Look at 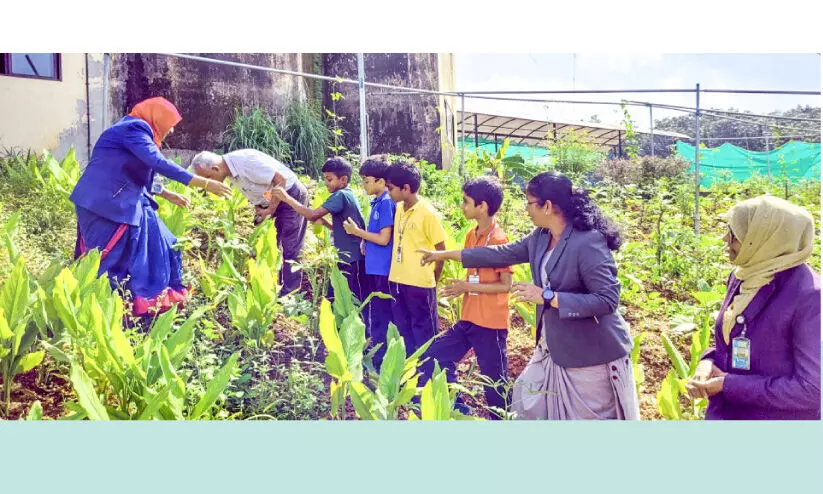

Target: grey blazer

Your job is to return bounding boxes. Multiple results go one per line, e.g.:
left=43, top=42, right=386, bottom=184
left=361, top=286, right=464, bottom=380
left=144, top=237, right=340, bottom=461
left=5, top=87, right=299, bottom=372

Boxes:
left=461, top=224, right=632, bottom=368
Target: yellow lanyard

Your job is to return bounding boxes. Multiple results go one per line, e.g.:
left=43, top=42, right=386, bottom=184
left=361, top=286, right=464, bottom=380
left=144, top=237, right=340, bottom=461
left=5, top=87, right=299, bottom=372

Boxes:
left=470, top=223, right=497, bottom=276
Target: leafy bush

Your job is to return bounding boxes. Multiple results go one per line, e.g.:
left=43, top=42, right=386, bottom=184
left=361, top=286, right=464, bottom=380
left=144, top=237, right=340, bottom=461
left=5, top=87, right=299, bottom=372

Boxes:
left=546, top=128, right=604, bottom=176
left=596, top=155, right=690, bottom=186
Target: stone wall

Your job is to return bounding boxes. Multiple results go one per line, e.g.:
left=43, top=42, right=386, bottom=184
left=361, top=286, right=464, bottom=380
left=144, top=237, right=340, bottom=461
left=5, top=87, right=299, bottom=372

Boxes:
left=322, top=53, right=445, bottom=167
left=107, top=53, right=306, bottom=152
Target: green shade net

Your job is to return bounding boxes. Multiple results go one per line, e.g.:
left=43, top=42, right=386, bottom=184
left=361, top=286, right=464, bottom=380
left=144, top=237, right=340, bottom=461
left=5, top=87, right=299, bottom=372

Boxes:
left=460, top=137, right=550, bottom=160
left=676, top=140, right=821, bottom=187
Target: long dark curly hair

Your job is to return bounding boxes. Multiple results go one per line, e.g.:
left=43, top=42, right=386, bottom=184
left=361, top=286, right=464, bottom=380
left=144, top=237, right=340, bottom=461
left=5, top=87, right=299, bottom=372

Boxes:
left=526, top=171, right=623, bottom=251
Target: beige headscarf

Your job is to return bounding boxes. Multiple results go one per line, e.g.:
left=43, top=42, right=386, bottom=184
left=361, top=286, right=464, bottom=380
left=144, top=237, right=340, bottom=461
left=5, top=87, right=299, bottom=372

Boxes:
left=721, top=195, right=815, bottom=344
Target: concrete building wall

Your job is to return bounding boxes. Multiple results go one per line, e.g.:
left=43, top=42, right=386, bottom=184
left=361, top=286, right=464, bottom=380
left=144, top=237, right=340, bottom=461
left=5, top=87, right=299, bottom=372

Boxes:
left=106, top=53, right=306, bottom=153
left=322, top=53, right=454, bottom=168
left=0, top=53, right=92, bottom=163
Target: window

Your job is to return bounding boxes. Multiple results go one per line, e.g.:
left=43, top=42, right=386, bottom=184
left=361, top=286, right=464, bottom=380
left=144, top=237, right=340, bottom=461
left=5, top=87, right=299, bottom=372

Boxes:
left=0, top=53, right=61, bottom=80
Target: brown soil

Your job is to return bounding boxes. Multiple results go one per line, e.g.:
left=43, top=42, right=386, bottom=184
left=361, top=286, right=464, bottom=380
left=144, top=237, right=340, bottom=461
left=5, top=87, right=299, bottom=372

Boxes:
left=0, top=363, right=74, bottom=420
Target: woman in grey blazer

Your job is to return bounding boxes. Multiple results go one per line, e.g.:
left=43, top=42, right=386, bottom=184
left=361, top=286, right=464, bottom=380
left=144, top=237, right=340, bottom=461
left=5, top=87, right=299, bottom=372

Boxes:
left=420, top=171, right=639, bottom=420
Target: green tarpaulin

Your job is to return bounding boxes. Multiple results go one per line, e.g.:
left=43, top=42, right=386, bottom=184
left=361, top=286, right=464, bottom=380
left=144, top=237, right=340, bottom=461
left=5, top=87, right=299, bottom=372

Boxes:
left=460, top=138, right=550, bottom=160
left=676, top=140, right=821, bottom=187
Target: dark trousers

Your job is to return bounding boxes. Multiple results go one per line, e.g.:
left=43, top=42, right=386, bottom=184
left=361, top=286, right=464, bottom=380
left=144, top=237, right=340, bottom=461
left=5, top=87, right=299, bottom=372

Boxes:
left=420, top=320, right=509, bottom=419
left=328, top=259, right=368, bottom=305
left=274, top=182, right=308, bottom=297
left=389, top=282, right=438, bottom=356
left=365, top=274, right=393, bottom=368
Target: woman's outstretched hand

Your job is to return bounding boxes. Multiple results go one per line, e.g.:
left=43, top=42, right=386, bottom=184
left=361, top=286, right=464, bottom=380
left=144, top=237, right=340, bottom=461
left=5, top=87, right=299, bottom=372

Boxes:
left=162, top=190, right=190, bottom=209
left=418, top=249, right=446, bottom=266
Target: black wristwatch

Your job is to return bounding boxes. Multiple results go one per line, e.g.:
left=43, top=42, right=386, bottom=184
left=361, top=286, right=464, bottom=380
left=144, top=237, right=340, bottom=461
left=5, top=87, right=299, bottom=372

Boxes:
left=542, top=285, right=555, bottom=305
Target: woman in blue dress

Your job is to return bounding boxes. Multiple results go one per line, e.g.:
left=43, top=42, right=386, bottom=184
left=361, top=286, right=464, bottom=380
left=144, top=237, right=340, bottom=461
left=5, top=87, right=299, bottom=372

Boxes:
left=70, top=97, right=231, bottom=315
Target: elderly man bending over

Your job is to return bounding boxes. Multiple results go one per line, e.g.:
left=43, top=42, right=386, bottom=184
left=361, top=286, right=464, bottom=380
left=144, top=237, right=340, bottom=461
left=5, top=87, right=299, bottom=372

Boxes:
left=191, top=149, right=308, bottom=296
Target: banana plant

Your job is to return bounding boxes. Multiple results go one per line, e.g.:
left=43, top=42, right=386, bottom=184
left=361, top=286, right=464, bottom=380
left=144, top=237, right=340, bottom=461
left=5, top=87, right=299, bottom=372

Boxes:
left=0, top=259, right=43, bottom=414
left=481, top=138, right=543, bottom=187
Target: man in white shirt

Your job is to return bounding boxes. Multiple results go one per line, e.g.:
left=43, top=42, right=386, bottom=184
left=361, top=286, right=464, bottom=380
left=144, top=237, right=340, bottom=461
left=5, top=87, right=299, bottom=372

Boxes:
left=190, top=149, right=308, bottom=296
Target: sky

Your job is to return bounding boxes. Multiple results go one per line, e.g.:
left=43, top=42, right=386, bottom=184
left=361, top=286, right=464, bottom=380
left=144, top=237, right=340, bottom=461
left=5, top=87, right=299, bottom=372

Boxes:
left=453, top=54, right=821, bottom=133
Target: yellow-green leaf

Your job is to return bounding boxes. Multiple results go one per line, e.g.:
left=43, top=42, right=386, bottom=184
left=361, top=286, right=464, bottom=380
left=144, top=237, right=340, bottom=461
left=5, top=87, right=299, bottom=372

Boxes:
left=14, top=350, right=45, bottom=374
left=69, top=363, right=109, bottom=420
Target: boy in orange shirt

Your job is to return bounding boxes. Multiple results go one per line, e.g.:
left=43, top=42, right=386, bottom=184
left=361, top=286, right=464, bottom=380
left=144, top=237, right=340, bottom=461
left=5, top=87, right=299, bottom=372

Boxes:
left=419, top=176, right=513, bottom=418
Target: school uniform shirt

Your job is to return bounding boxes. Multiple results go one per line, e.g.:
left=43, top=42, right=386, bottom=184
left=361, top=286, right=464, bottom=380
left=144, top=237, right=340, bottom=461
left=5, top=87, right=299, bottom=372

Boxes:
left=223, top=149, right=298, bottom=205
left=461, top=221, right=513, bottom=330
left=322, top=187, right=366, bottom=263
left=388, top=199, right=447, bottom=289
left=364, top=191, right=396, bottom=276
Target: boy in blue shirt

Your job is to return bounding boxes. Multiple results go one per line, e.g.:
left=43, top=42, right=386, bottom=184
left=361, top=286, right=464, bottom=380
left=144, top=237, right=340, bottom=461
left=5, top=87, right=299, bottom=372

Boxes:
left=273, top=157, right=367, bottom=303
left=342, top=155, right=396, bottom=366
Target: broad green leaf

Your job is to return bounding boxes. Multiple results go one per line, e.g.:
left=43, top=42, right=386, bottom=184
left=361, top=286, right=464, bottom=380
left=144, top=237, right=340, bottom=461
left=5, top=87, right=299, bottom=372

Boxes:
left=69, top=363, right=110, bottom=420
left=165, top=306, right=206, bottom=368
left=378, top=337, right=406, bottom=401
left=692, top=291, right=725, bottom=307
left=191, top=352, right=239, bottom=419
left=356, top=291, right=394, bottom=315
left=329, top=265, right=355, bottom=317
left=14, top=350, right=44, bottom=374
left=340, top=313, right=366, bottom=383
left=2, top=212, right=21, bottom=264
left=0, top=308, right=12, bottom=340
left=0, top=259, right=32, bottom=329
left=41, top=340, right=72, bottom=363
left=319, top=299, right=347, bottom=379
left=349, top=381, right=378, bottom=420
left=329, top=380, right=347, bottom=418
left=656, top=370, right=682, bottom=420
left=109, top=314, right=136, bottom=367
left=420, top=369, right=452, bottom=421
left=138, top=382, right=173, bottom=420
left=26, top=400, right=43, bottom=420
left=661, top=333, right=689, bottom=380
left=148, top=308, right=177, bottom=346
left=395, top=375, right=419, bottom=407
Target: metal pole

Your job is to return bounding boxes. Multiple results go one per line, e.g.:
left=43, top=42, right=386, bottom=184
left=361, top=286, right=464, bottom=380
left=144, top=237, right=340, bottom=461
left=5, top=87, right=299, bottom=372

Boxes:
left=460, top=93, right=465, bottom=175
left=474, top=114, right=479, bottom=148
left=357, top=53, right=368, bottom=163
left=649, top=104, right=655, bottom=157
left=103, top=53, right=109, bottom=128
left=765, top=128, right=771, bottom=184
left=694, top=83, right=701, bottom=235
left=618, top=132, right=623, bottom=158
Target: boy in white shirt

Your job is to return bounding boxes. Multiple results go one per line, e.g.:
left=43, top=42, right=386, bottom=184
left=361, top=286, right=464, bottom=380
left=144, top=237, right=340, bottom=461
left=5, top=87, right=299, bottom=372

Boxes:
left=191, top=149, right=308, bottom=296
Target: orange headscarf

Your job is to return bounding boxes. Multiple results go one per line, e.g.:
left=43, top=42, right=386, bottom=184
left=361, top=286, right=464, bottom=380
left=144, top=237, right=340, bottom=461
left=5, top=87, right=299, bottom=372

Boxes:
left=128, top=97, right=182, bottom=146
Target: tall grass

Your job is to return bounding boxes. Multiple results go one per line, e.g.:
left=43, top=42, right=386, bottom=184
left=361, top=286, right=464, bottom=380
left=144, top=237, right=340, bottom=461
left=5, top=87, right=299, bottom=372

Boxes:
left=283, top=100, right=331, bottom=179
left=220, top=106, right=292, bottom=163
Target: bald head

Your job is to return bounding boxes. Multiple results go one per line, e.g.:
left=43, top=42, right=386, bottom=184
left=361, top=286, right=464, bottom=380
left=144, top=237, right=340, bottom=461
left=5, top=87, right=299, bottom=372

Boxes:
left=190, top=151, right=226, bottom=181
